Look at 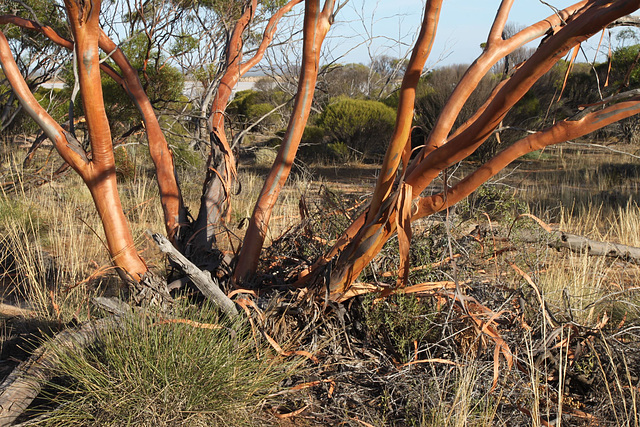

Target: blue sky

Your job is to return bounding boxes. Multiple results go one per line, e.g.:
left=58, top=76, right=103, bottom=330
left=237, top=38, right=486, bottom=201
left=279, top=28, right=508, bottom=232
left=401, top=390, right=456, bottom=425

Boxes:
left=328, top=0, right=612, bottom=67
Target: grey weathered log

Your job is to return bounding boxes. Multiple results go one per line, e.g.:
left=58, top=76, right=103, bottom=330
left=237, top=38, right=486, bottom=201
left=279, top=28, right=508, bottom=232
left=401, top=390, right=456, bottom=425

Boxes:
left=0, top=318, right=117, bottom=427
left=0, top=303, right=35, bottom=318
left=93, top=297, right=134, bottom=317
left=518, top=230, right=640, bottom=262
left=148, top=231, right=238, bottom=317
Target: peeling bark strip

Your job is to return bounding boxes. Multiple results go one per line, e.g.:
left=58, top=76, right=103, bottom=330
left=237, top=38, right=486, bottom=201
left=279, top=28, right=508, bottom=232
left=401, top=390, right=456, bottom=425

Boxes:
left=149, top=232, right=238, bottom=317
left=193, top=0, right=303, bottom=250
left=0, top=318, right=118, bottom=427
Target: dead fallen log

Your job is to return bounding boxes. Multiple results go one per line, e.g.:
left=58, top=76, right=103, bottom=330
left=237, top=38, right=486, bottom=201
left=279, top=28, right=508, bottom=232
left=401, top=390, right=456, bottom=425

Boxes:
left=0, top=303, right=35, bottom=318
left=0, top=317, right=117, bottom=427
left=518, top=229, right=640, bottom=263
left=148, top=231, right=238, bottom=317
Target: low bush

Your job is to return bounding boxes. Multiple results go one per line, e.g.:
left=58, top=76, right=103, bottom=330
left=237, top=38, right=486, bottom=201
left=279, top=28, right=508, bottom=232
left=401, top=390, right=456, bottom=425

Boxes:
left=318, top=97, right=396, bottom=159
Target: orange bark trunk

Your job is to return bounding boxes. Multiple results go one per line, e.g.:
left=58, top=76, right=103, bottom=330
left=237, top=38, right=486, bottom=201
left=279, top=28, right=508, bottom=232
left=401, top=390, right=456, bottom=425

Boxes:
left=233, top=0, right=335, bottom=282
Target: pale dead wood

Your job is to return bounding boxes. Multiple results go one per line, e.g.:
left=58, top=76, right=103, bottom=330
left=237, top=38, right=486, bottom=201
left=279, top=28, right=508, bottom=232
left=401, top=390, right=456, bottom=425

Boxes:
left=519, top=229, right=640, bottom=262
left=0, top=318, right=117, bottom=427
left=148, top=231, right=238, bottom=317
left=0, top=303, right=35, bottom=318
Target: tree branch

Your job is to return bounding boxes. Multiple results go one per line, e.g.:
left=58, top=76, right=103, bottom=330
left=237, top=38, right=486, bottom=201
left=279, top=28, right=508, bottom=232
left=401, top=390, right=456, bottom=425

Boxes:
left=149, top=232, right=238, bottom=317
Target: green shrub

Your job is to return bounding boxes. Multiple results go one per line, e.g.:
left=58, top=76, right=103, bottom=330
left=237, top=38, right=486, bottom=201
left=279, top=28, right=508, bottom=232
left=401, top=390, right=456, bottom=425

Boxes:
left=363, top=293, right=435, bottom=363
left=458, top=184, right=526, bottom=222
left=170, top=140, right=203, bottom=170
left=247, top=102, right=281, bottom=129
left=228, top=90, right=282, bottom=132
left=327, top=141, right=350, bottom=160
left=318, top=97, right=396, bottom=158
left=302, top=125, right=325, bottom=144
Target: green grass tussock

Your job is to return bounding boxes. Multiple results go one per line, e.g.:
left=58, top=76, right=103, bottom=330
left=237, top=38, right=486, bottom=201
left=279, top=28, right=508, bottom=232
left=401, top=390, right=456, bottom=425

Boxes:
left=34, top=302, right=291, bottom=426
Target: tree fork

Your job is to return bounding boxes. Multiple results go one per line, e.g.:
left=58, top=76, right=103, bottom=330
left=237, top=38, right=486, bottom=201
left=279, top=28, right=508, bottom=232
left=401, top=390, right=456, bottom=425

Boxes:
left=323, top=0, right=640, bottom=299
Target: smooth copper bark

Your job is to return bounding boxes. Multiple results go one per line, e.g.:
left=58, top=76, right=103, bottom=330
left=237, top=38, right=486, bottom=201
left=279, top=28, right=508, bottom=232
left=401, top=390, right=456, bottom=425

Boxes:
left=99, top=31, right=186, bottom=243
left=233, top=0, right=336, bottom=282
left=325, top=0, right=640, bottom=299
left=193, top=0, right=303, bottom=250
left=60, top=0, right=148, bottom=281
left=367, top=0, right=443, bottom=217
left=413, top=91, right=640, bottom=219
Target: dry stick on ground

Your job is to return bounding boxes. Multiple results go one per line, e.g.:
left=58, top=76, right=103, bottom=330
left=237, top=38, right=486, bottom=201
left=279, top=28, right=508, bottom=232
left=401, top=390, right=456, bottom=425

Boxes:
left=148, top=232, right=238, bottom=317
left=519, top=229, right=640, bottom=262
left=0, top=317, right=118, bottom=427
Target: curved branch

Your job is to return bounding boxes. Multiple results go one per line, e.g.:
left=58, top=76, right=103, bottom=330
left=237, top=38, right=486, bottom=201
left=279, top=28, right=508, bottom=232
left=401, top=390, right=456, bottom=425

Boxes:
left=488, top=0, right=515, bottom=45
left=233, top=0, right=335, bottom=282
left=325, top=0, right=640, bottom=297
left=410, top=1, right=588, bottom=163
left=99, top=31, right=186, bottom=243
left=0, top=30, right=89, bottom=172
left=63, top=0, right=149, bottom=281
left=0, top=15, right=125, bottom=84
left=0, top=15, right=184, bottom=243
left=239, top=0, right=303, bottom=76
left=367, top=0, right=443, bottom=217
left=413, top=92, right=640, bottom=219
left=406, top=0, right=638, bottom=199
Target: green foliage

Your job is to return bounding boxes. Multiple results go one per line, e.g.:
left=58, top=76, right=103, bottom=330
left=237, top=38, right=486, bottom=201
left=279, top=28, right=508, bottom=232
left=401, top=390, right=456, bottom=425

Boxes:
left=227, top=89, right=284, bottom=132
left=39, top=303, right=291, bottom=426
left=170, top=140, right=203, bottom=170
left=1, top=0, right=68, bottom=42
left=415, top=65, right=498, bottom=135
left=302, top=125, right=325, bottom=144
left=364, top=293, right=435, bottom=363
left=327, top=141, right=349, bottom=159
left=295, top=126, right=328, bottom=161
left=611, top=44, right=640, bottom=86
left=318, top=97, right=396, bottom=158
left=92, top=32, right=185, bottom=129
left=458, top=184, right=526, bottom=223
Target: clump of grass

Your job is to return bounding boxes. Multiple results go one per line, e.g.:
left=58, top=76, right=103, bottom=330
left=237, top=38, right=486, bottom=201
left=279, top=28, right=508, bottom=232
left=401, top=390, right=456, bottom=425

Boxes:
left=423, top=362, right=499, bottom=427
left=36, top=303, right=291, bottom=426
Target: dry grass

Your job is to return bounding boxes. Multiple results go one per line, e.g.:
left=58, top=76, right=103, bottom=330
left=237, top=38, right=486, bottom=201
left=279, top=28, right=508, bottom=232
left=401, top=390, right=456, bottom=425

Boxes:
left=2, top=139, right=640, bottom=425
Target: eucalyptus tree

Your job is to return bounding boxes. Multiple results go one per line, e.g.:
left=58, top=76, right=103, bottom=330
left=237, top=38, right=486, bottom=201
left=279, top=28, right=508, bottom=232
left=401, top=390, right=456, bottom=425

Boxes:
left=1, top=0, right=640, bottom=307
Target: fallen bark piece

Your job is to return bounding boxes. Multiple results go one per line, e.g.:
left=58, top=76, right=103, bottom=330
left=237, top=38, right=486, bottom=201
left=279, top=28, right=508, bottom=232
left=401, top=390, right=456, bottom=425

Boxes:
left=148, top=231, right=238, bottom=317
left=0, top=317, right=117, bottom=427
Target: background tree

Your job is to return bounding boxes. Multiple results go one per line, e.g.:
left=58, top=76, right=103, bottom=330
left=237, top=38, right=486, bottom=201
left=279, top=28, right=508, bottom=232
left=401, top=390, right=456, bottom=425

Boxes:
left=0, top=0, right=68, bottom=132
